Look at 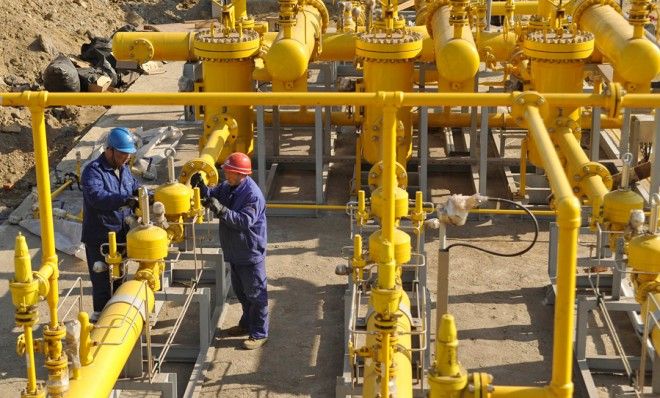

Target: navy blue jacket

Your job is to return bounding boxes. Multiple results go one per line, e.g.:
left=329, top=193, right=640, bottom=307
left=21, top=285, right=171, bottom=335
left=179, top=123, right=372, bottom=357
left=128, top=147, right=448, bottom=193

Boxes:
left=81, top=154, right=140, bottom=246
left=202, top=177, right=267, bottom=265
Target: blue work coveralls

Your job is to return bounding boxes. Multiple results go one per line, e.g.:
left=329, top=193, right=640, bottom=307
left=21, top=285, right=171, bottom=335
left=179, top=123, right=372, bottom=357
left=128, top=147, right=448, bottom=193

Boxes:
left=203, top=176, right=268, bottom=339
left=81, top=154, right=139, bottom=312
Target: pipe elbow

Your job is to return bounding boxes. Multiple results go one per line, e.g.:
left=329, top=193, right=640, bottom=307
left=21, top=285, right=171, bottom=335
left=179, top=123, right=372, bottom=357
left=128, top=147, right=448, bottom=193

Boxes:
left=555, top=196, right=582, bottom=229
left=437, top=39, right=480, bottom=82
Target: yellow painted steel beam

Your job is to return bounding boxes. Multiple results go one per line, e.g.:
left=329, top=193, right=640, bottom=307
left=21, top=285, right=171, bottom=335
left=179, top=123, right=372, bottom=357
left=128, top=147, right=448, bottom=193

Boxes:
left=112, top=32, right=195, bottom=63
left=524, top=105, right=580, bottom=398
left=66, top=280, right=155, bottom=397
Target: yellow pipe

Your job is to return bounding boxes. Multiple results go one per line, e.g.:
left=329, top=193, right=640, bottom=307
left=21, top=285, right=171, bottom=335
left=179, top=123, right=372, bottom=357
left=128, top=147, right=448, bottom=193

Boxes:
left=430, top=2, right=480, bottom=92
left=477, top=30, right=517, bottom=63
left=112, top=32, right=195, bottom=62
left=519, top=138, right=528, bottom=199
left=490, top=1, right=539, bottom=15
left=51, top=179, right=74, bottom=200
left=266, top=203, right=347, bottom=210
left=490, top=386, right=550, bottom=397
left=382, top=105, right=398, bottom=244
left=23, top=326, right=40, bottom=395
left=525, top=105, right=580, bottom=398
left=571, top=0, right=660, bottom=92
left=179, top=123, right=232, bottom=186
left=315, top=32, right=357, bottom=61
left=30, top=105, right=59, bottom=328
left=66, top=280, right=155, bottom=397
left=264, top=4, right=323, bottom=89
left=555, top=126, right=609, bottom=211
left=4, top=90, right=651, bottom=109
left=469, top=208, right=556, bottom=216
left=261, top=108, right=622, bottom=129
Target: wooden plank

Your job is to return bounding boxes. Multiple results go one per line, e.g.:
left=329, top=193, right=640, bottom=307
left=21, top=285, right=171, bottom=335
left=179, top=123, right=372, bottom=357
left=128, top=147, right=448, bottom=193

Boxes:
left=398, top=0, right=416, bottom=11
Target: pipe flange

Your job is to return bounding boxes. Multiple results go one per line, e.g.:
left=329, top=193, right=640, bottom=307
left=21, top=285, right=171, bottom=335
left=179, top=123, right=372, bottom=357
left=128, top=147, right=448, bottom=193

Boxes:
left=510, top=92, right=550, bottom=128
left=574, top=161, right=614, bottom=190
left=193, top=29, right=260, bottom=61
left=179, top=158, right=219, bottom=186
left=523, top=30, right=594, bottom=62
left=368, top=161, right=408, bottom=192
left=127, top=39, right=155, bottom=64
left=571, top=0, right=621, bottom=25
left=604, top=82, right=624, bottom=119
left=356, top=29, right=423, bottom=61
left=424, top=0, right=451, bottom=38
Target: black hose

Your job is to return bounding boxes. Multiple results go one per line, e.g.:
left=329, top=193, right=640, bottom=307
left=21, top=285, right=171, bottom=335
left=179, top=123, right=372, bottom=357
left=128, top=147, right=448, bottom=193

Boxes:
left=444, top=197, right=539, bottom=257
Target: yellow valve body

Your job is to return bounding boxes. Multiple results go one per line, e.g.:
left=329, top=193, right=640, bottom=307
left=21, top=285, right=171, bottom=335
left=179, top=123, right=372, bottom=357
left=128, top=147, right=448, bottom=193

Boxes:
left=154, top=182, right=193, bottom=215
left=11, top=234, right=40, bottom=310
left=371, top=187, right=410, bottom=220
left=127, top=225, right=169, bottom=260
left=369, top=229, right=412, bottom=265
left=629, top=234, right=660, bottom=273
left=602, top=189, right=644, bottom=225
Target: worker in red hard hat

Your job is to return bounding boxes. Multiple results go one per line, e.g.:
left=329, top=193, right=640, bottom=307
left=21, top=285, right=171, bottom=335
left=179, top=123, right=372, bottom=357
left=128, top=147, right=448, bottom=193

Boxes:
left=190, top=152, right=269, bottom=350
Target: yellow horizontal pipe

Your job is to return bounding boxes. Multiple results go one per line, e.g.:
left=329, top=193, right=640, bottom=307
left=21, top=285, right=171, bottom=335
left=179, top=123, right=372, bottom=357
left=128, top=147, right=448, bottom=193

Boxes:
left=112, top=32, right=195, bottom=62
left=66, top=280, right=155, bottom=397
left=260, top=108, right=621, bottom=129
left=477, top=30, right=517, bottom=62
left=51, top=179, right=74, bottom=199
left=490, top=386, right=550, bottom=397
left=572, top=0, right=660, bottom=88
left=267, top=203, right=347, bottom=211
left=410, top=25, right=436, bottom=63
left=490, top=1, right=539, bottom=15
left=3, top=90, right=659, bottom=110
left=316, top=32, right=357, bottom=61
left=469, top=208, right=556, bottom=216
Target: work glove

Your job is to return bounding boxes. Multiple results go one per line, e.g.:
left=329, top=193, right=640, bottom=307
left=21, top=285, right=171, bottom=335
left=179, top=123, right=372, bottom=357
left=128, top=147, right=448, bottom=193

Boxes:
left=202, top=197, right=227, bottom=218
left=124, top=196, right=140, bottom=211
left=190, top=173, right=207, bottom=191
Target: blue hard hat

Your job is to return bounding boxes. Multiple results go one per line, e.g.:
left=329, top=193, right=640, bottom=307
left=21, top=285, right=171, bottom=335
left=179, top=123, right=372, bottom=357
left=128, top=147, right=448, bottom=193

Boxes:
left=107, top=127, right=137, bottom=154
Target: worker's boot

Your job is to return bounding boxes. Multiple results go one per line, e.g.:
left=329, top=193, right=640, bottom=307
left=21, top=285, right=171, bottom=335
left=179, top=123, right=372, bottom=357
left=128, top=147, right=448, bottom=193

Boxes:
left=242, top=337, right=267, bottom=350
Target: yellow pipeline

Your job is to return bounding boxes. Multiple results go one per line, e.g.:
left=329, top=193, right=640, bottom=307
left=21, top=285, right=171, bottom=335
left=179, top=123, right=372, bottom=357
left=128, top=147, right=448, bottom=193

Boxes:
left=570, top=0, right=660, bottom=92
left=524, top=105, right=580, bottom=398
left=201, top=59, right=253, bottom=155
left=428, top=1, right=480, bottom=92
left=264, top=1, right=325, bottom=91
left=491, top=1, right=538, bottom=15
left=262, top=108, right=622, bottom=129
left=179, top=122, right=233, bottom=186
left=477, top=30, right=516, bottom=64
left=554, top=126, right=610, bottom=212
left=66, top=280, right=155, bottom=397
left=112, top=32, right=195, bottom=63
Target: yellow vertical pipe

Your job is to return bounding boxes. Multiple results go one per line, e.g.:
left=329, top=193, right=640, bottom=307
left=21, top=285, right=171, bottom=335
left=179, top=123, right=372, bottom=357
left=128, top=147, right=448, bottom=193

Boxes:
left=30, top=105, right=59, bottom=328
left=381, top=331, right=391, bottom=398
left=519, top=138, right=528, bottom=198
left=202, top=61, right=254, bottom=156
left=234, top=0, right=248, bottom=20
left=525, top=105, right=579, bottom=398
left=382, top=105, right=397, bottom=245
left=23, top=326, right=39, bottom=394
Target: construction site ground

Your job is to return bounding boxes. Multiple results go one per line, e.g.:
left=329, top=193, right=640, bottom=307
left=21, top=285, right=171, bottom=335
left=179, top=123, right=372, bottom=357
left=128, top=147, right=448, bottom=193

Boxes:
left=0, top=7, right=649, bottom=398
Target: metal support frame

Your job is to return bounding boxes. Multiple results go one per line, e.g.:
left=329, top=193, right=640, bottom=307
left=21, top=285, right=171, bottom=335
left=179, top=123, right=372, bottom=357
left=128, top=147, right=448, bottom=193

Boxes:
left=652, top=108, right=660, bottom=195
left=591, top=107, right=601, bottom=161
left=114, top=373, right=178, bottom=398
left=479, top=106, right=489, bottom=195
left=620, top=107, right=632, bottom=156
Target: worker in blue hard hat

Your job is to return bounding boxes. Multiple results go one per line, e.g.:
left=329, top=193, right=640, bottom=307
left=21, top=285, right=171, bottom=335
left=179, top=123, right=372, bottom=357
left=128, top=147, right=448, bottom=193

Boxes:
left=80, top=127, right=141, bottom=321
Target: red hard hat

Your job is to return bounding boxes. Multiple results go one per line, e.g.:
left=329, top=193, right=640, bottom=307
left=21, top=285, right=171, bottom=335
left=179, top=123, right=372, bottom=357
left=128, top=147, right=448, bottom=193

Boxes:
left=222, top=152, right=252, bottom=175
